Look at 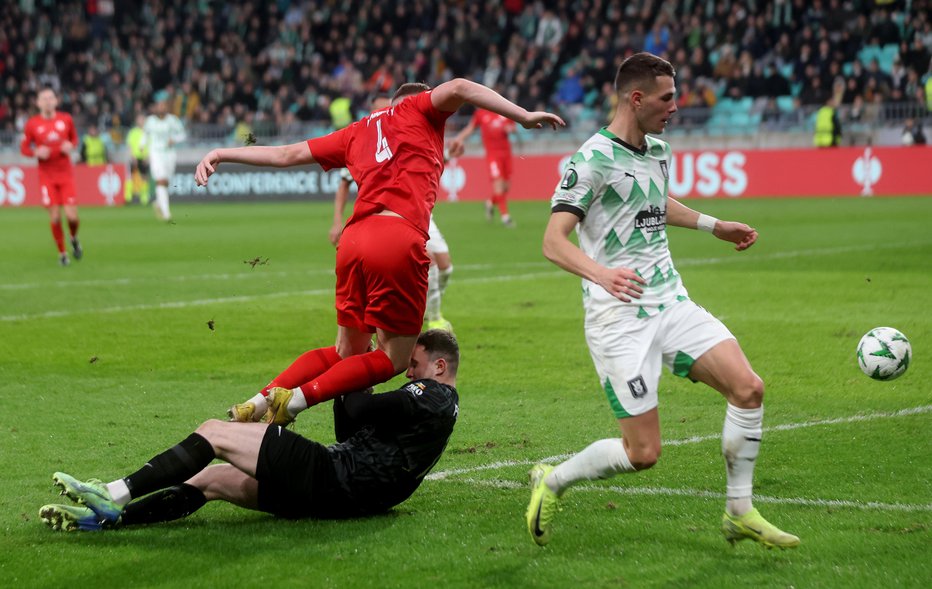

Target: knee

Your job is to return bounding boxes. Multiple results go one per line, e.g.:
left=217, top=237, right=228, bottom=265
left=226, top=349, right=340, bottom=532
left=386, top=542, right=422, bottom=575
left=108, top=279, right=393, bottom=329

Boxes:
left=626, top=442, right=661, bottom=471
left=730, top=374, right=764, bottom=408
left=195, top=419, right=225, bottom=440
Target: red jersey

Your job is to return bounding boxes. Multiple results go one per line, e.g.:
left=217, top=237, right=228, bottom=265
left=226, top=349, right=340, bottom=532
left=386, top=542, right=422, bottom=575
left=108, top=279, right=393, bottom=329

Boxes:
left=20, top=112, right=78, bottom=180
left=308, top=91, right=452, bottom=235
left=472, top=109, right=515, bottom=157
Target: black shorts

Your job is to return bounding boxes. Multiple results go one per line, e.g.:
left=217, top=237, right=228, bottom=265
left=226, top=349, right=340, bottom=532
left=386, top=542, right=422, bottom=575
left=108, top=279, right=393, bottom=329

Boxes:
left=256, top=425, right=350, bottom=519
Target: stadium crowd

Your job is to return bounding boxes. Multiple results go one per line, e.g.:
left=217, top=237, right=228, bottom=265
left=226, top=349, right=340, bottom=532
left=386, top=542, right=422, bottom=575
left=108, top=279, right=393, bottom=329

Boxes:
left=1, top=0, right=930, bottom=140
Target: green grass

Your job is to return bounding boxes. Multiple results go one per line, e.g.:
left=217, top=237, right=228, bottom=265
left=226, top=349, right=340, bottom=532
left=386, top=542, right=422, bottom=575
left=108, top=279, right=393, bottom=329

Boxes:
left=1, top=197, right=930, bottom=588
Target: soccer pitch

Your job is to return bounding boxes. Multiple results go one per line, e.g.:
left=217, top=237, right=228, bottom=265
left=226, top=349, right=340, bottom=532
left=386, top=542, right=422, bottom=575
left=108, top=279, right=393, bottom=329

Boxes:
left=1, top=197, right=929, bottom=588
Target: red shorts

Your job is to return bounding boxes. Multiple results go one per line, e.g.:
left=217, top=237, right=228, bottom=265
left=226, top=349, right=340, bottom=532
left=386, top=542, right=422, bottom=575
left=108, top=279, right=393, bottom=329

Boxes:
left=40, top=176, right=77, bottom=208
left=335, top=215, right=430, bottom=335
left=487, top=154, right=512, bottom=181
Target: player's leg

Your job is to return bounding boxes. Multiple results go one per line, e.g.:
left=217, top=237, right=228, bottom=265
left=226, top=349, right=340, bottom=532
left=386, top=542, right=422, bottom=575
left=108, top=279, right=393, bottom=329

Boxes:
left=527, top=317, right=661, bottom=545
left=494, top=177, right=514, bottom=227
left=671, top=302, right=799, bottom=548
left=425, top=217, right=453, bottom=330
left=485, top=160, right=498, bottom=221
left=43, top=184, right=68, bottom=264
left=47, top=421, right=265, bottom=525
left=63, top=182, right=81, bottom=260
left=151, top=155, right=171, bottom=220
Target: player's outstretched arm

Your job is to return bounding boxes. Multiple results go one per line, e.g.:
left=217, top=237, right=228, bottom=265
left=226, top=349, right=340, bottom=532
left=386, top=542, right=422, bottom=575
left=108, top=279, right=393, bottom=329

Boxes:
left=543, top=212, right=645, bottom=302
left=195, top=142, right=315, bottom=186
left=430, top=78, right=565, bottom=130
left=666, top=196, right=758, bottom=251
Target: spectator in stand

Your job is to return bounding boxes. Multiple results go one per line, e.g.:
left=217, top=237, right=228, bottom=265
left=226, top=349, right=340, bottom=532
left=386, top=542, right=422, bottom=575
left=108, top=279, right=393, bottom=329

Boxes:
left=901, top=118, right=927, bottom=146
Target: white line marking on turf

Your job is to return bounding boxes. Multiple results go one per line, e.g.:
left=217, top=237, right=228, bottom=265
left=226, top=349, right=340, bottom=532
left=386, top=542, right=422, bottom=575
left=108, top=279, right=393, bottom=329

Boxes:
left=0, top=261, right=554, bottom=291
left=0, top=271, right=565, bottom=321
left=451, top=478, right=932, bottom=512
left=426, top=405, right=932, bottom=480
left=3, top=239, right=926, bottom=293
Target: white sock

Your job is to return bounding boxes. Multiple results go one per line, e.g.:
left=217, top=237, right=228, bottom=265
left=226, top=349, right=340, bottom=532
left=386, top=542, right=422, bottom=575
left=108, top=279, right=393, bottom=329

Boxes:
left=722, top=403, right=763, bottom=516
left=545, top=438, right=636, bottom=496
left=286, top=387, right=308, bottom=415
left=106, top=479, right=132, bottom=506
left=425, top=264, right=442, bottom=321
left=438, top=265, right=453, bottom=294
left=156, top=185, right=170, bottom=219
left=247, top=392, right=269, bottom=416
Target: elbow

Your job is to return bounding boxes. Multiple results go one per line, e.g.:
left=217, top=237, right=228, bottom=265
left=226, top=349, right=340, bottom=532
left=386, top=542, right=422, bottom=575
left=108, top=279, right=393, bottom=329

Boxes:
left=449, top=78, right=472, bottom=101
left=542, top=236, right=558, bottom=264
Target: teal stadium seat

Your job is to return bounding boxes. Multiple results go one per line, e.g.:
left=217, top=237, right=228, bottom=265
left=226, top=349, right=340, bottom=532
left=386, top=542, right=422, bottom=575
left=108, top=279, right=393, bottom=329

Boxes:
left=776, top=95, right=795, bottom=113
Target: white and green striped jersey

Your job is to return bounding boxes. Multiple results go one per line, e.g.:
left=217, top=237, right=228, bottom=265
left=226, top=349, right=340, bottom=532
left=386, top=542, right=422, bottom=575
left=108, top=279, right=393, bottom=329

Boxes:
left=142, top=114, right=186, bottom=157
left=551, top=128, right=688, bottom=319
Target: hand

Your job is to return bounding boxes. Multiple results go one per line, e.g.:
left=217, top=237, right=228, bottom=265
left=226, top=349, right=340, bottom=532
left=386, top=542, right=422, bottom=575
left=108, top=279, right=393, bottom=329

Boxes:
left=447, top=139, right=465, bottom=158
left=195, top=150, right=221, bottom=186
left=596, top=266, right=647, bottom=303
left=35, top=146, right=51, bottom=160
left=60, top=141, right=74, bottom=154
left=519, top=111, right=566, bottom=130
left=328, top=223, right=343, bottom=247
left=713, top=221, right=758, bottom=251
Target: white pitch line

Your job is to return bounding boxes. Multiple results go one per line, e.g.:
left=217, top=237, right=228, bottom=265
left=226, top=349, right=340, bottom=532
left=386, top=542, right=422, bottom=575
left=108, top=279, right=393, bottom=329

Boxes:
left=3, top=239, right=927, bottom=293
left=426, top=405, right=932, bottom=481
left=450, top=478, right=932, bottom=513
left=0, top=270, right=565, bottom=322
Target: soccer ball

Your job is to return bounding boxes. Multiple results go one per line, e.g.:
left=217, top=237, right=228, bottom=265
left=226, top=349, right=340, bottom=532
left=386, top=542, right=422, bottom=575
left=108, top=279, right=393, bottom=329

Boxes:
left=856, top=327, right=911, bottom=381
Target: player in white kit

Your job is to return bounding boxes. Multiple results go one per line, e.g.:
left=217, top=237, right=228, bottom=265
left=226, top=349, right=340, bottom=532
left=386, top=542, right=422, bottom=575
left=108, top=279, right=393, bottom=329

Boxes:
left=143, top=94, right=186, bottom=221
left=526, top=52, right=799, bottom=550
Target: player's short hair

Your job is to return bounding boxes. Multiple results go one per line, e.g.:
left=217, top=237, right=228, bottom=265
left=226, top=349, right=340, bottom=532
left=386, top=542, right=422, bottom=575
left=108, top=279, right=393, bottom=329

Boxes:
left=418, top=329, right=459, bottom=376
left=614, top=52, right=676, bottom=95
left=37, top=85, right=57, bottom=97
left=392, top=82, right=430, bottom=103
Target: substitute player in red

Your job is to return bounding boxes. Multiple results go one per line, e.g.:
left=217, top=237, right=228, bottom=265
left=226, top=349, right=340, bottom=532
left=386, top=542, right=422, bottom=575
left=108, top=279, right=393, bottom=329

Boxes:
left=449, top=107, right=517, bottom=227
left=20, top=87, right=83, bottom=266
left=195, top=78, right=563, bottom=424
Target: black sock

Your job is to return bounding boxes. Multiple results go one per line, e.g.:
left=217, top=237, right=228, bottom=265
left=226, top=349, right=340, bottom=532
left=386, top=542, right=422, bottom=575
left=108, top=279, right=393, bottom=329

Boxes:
left=123, top=433, right=215, bottom=499
left=120, top=484, right=207, bottom=526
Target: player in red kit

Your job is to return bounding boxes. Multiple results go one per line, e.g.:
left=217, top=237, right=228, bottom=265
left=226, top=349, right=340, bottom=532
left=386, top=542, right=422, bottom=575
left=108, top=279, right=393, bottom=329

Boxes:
left=449, top=108, right=517, bottom=227
left=195, top=78, right=564, bottom=424
left=20, top=87, right=83, bottom=266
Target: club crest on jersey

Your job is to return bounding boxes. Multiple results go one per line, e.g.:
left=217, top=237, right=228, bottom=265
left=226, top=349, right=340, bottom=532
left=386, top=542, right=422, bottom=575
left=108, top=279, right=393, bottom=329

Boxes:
left=659, top=160, right=669, bottom=180
left=560, top=166, right=578, bottom=189
left=55, top=120, right=66, bottom=131
left=627, top=376, right=648, bottom=398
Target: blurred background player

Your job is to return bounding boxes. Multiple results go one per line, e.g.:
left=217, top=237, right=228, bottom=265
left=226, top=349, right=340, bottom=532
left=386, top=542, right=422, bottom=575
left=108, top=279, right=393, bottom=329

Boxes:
left=79, top=123, right=108, bottom=165
left=144, top=92, right=186, bottom=221
left=197, top=79, right=562, bottom=427
left=449, top=103, right=517, bottom=227
left=330, top=96, right=455, bottom=333
left=19, top=87, right=82, bottom=266
left=125, top=114, right=150, bottom=205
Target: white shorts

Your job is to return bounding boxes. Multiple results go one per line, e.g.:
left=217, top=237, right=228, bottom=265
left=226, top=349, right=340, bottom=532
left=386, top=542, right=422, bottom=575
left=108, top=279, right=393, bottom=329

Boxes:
left=149, top=152, right=177, bottom=182
left=585, top=299, right=735, bottom=418
left=426, top=215, right=449, bottom=255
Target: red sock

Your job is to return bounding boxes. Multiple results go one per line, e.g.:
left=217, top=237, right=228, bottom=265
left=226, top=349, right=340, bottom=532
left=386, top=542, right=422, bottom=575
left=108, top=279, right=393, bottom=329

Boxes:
left=496, top=193, right=509, bottom=216
left=299, top=349, right=397, bottom=407
left=262, top=346, right=342, bottom=395
left=67, top=218, right=79, bottom=239
left=50, top=222, right=65, bottom=253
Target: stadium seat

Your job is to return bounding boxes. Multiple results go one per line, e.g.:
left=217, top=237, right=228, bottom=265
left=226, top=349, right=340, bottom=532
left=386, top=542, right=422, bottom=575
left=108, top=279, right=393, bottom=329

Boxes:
left=776, top=95, right=795, bottom=113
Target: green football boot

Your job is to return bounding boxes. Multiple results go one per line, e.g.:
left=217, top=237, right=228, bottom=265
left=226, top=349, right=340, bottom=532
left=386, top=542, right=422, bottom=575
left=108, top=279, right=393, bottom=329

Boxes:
left=39, top=503, right=114, bottom=532
left=526, top=463, right=560, bottom=546
left=52, top=472, right=123, bottom=525
left=722, top=508, right=800, bottom=549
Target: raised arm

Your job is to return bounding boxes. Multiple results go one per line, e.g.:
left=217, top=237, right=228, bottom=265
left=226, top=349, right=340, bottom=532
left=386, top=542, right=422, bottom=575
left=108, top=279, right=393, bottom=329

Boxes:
left=543, top=211, right=645, bottom=302
left=194, top=142, right=315, bottom=186
left=666, top=196, right=758, bottom=251
left=430, top=78, right=565, bottom=129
